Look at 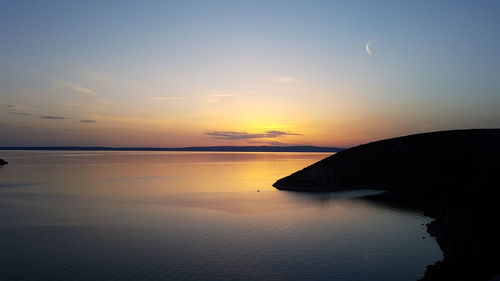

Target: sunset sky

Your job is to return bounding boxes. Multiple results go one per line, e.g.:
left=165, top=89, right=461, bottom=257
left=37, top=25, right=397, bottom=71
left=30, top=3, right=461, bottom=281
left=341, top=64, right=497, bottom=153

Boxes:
left=1, top=0, right=499, bottom=147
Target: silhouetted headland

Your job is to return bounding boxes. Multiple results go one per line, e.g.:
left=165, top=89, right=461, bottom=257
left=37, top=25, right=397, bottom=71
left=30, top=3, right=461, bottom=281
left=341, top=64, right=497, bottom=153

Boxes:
left=0, top=159, right=7, bottom=165
left=273, top=129, right=500, bottom=281
left=0, top=146, right=343, bottom=153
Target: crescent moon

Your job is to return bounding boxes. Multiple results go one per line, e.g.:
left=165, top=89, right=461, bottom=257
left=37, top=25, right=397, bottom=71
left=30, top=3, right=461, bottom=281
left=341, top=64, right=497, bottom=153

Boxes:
left=365, top=42, right=373, bottom=56
left=365, top=38, right=377, bottom=56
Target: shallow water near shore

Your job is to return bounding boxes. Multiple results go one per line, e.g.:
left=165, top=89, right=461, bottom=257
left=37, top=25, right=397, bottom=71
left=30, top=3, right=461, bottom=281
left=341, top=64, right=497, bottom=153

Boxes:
left=0, top=151, right=442, bottom=281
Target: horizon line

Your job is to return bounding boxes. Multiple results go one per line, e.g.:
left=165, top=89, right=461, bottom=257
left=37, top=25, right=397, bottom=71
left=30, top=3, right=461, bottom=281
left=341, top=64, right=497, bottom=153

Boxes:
left=0, top=145, right=344, bottom=153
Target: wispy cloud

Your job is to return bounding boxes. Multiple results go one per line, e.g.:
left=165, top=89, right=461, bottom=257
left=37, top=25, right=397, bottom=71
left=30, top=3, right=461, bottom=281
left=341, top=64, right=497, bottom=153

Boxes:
left=39, top=115, right=68, bottom=120
left=56, top=80, right=96, bottom=95
left=205, top=94, right=245, bottom=98
left=272, top=76, right=297, bottom=83
left=205, top=97, right=219, bottom=103
left=4, top=104, right=28, bottom=110
left=80, top=119, right=97, bottom=123
left=266, top=130, right=302, bottom=137
left=151, top=97, right=184, bottom=101
left=206, top=130, right=302, bottom=140
left=203, top=92, right=247, bottom=103
left=8, top=112, right=32, bottom=116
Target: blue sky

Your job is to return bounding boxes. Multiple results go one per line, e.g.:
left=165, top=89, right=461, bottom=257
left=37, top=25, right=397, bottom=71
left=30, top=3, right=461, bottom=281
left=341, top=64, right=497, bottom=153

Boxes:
left=1, top=0, right=499, bottom=147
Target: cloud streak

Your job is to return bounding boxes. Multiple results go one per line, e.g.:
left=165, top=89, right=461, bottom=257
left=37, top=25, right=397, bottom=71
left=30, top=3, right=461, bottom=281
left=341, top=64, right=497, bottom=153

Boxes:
left=151, top=97, right=184, bottom=101
left=203, top=93, right=247, bottom=103
left=4, top=104, right=28, bottom=110
left=205, top=94, right=245, bottom=97
left=9, top=112, right=32, bottom=116
left=56, top=80, right=96, bottom=95
left=80, top=119, right=97, bottom=123
left=39, top=115, right=68, bottom=120
left=272, top=77, right=297, bottom=83
left=206, top=130, right=302, bottom=140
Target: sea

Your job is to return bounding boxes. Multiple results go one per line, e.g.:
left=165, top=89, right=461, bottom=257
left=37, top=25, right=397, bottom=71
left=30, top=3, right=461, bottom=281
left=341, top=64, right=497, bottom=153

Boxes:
left=0, top=151, right=442, bottom=281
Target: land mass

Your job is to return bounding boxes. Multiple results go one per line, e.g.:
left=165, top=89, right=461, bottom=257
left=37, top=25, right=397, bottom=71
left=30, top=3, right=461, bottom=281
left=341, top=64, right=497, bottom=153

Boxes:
left=273, top=129, right=500, bottom=281
left=0, top=159, right=7, bottom=165
left=0, top=145, right=342, bottom=153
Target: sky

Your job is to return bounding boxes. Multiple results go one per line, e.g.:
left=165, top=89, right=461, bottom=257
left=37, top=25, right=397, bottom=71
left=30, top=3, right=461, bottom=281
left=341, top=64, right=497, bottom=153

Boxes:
left=1, top=0, right=499, bottom=147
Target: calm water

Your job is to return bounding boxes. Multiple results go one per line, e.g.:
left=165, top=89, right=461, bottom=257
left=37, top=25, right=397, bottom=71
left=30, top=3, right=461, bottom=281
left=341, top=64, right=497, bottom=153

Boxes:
left=0, top=151, right=441, bottom=281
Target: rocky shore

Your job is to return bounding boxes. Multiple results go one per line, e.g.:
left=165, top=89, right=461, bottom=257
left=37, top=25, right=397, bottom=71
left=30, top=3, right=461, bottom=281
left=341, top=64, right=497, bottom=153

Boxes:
left=273, top=129, right=500, bottom=281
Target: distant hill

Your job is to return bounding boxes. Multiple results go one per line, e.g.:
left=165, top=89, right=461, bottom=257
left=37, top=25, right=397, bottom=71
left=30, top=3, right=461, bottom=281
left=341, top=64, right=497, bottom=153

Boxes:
left=0, top=145, right=343, bottom=153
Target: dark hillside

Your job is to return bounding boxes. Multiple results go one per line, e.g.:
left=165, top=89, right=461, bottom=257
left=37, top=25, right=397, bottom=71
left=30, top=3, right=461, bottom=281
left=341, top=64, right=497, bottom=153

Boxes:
left=274, top=129, right=500, bottom=281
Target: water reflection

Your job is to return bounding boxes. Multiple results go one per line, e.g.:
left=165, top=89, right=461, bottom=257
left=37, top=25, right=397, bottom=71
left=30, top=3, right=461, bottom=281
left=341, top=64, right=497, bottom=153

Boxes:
left=150, top=190, right=385, bottom=214
left=0, top=151, right=441, bottom=281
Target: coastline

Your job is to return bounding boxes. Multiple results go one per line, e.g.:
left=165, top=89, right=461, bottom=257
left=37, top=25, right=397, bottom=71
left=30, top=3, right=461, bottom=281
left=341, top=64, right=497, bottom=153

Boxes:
left=273, top=129, right=500, bottom=280
left=361, top=190, right=500, bottom=281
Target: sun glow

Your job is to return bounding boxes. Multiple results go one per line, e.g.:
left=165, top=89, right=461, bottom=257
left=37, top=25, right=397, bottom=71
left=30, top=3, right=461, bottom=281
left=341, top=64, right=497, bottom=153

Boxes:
left=1, top=1, right=498, bottom=148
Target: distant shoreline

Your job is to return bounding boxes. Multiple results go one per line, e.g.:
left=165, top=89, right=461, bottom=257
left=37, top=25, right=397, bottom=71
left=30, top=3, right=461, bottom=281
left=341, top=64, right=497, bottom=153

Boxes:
left=0, top=146, right=343, bottom=153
